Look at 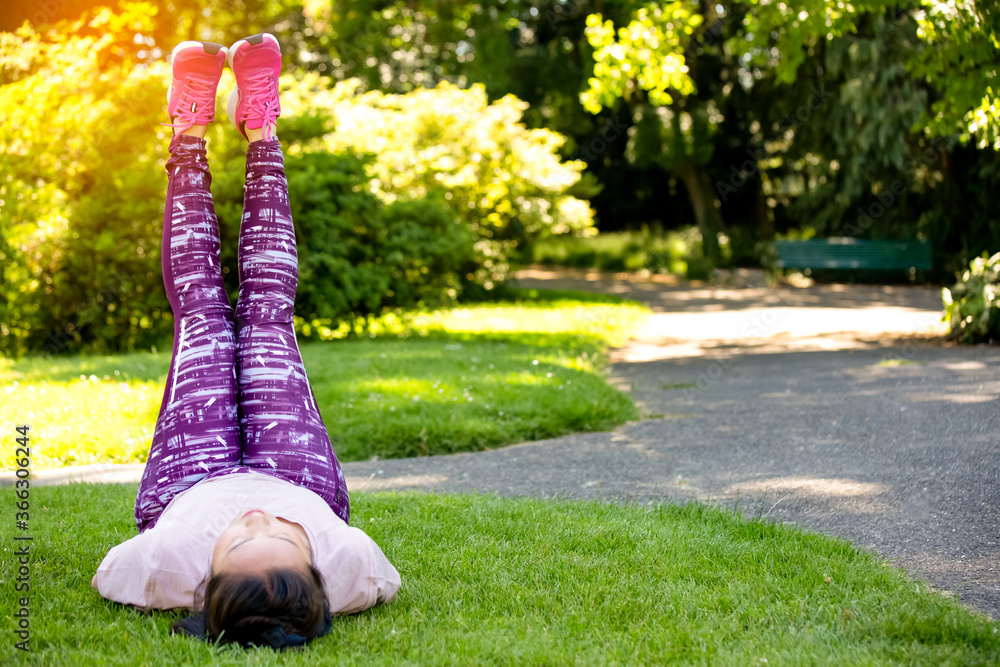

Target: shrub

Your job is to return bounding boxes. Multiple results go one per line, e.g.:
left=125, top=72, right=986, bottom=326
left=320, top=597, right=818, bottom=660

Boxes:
left=523, top=225, right=703, bottom=277
left=0, top=12, right=476, bottom=355
left=755, top=228, right=819, bottom=283
left=311, top=78, right=596, bottom=290
left=206, top=122, right=473, bottom=331
left=282, top=151, right=472, bottom=324
left=0, top=8, right=172, bottom=356
left=942, top=252, right=1000, bottom=343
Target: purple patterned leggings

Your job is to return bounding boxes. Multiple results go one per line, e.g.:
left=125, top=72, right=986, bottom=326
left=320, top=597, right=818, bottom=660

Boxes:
left=134, top=134, right=348, bottom=532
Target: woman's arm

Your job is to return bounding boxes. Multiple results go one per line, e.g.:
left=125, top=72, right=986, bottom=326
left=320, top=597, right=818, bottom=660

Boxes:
left=370, top=538, right=402, bottom=606
left=92, top=530, right=207, bottom=610
left=315, top=526, right=401, bottom=615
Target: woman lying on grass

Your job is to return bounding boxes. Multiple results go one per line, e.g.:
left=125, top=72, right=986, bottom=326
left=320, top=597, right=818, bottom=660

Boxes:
left=91, top=34, right=400, bottom=649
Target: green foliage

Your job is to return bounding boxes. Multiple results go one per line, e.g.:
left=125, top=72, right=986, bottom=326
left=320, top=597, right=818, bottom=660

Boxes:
left=910, top=1, right=1000, bottom=150
left=271, top=149, right=472, bottom=326
left=1, top=5, right=588, bottom=355
left=315, top=78, right=596, bottom=289
left=581, top=1, right=701, bottom=114
left=777, top=10, right=933, bottom=240
left=6, top=0, right=1000, bottom=353
left=525, top=225, right=703, bottom=276
left=731, top=0, right=868, bottom=85
left=734, top=0, right=1000, bottom=149
left=0, top=5, right=173, bottom=356
left=301, top=0, right=635, bottom=238
left=578, top=2, right=727, bottom=264
left=942, top=251, right=1000, bottom=343
left=577, top=1, right=721, bottom=170
left=224, top=0, right=1000, bottom=279
left=309, top=1, right=490, bottom=92
left=721, top=1, right=999, bottom=277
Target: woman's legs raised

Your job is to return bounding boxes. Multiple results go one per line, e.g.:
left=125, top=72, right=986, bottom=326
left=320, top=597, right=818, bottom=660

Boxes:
left=234, top=137, right=349, bottom=524
left=227, top=33, right=349, bottom=523
left=134, top=134, right=242, bottom=532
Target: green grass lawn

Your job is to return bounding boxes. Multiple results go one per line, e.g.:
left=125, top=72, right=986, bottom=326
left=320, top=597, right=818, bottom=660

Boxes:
left=3, top=288, right=997, bottom=664
left=0, top=289, right=649, bottom=469
left=1, top=484, right=996, bottom=665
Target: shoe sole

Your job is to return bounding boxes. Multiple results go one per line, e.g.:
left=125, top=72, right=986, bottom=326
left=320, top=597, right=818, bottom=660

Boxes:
left=166, top=41, right=227, bottom=105
left=225, top=89, right=242, bottom=136
left=225, top=33, right=281, bottom=137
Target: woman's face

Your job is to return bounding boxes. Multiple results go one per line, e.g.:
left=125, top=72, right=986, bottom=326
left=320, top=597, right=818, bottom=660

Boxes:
left=211, top=508, right=313, bottom=576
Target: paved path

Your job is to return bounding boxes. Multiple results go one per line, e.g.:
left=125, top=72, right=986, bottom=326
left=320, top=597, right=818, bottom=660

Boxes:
left=342, top=268, right=1000, bottom=618
left=8, top=267, right=999, bottom=618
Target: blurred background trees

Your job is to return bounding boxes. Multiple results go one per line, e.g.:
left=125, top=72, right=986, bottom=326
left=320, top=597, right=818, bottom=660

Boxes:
left=1, top=0, right=998, bottom=354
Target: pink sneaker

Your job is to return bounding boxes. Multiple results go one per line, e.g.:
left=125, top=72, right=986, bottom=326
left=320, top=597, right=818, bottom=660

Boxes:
left=164, top=41, right=227, bottom=135
left=226, top=33, right=282, bottom=141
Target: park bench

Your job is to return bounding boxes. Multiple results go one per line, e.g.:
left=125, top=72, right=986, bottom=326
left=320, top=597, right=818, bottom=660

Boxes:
left=773, top=238, right=932, bottom=281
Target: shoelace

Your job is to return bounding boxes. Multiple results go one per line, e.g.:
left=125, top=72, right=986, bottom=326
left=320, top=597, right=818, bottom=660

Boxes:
left=244, top=72, right=279, bottom=141
left=163, top=75, right=217, bottom=135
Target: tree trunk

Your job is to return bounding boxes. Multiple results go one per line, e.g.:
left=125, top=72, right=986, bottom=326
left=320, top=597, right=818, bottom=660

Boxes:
left=675, top=161, right=725, bottom=264
left=756, top=179, right=774, bottom=236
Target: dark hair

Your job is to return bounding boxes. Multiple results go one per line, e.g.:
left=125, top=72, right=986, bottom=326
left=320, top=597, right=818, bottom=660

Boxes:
left=171, top=566, right=332, bottom=650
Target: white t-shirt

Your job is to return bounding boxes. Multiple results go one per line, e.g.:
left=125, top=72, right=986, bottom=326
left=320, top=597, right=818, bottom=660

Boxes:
left=92, top=469, right=401, bottom=613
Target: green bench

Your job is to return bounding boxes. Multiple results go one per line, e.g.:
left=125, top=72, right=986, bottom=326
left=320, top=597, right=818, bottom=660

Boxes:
left=774, top=238, right=932, bottom=281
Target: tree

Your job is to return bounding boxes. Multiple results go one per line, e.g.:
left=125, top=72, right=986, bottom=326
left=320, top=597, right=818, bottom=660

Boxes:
left=734, top=0, right=999, bottom=149
left=732, top=0, right=1000, bottom=270
left=580, top=1, right=730, bottom=263
left=910, top=0, right=1000, bottom=150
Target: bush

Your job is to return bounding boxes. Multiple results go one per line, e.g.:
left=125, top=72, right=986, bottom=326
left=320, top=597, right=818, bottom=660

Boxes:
left=285, top=152, right=472, bottom=323
left=211, top=139, right=473, bottom=330
left=312, top=78, right=596, bottom=289
left=755, top=228, right=819, bottom=283
left=942, top=252, right=1000, bottom=343
left=0, top=11, right=480, bottom=355
left=523, top=225, right=703, bottom=277
left=0, top=8, right=172, bottom=356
